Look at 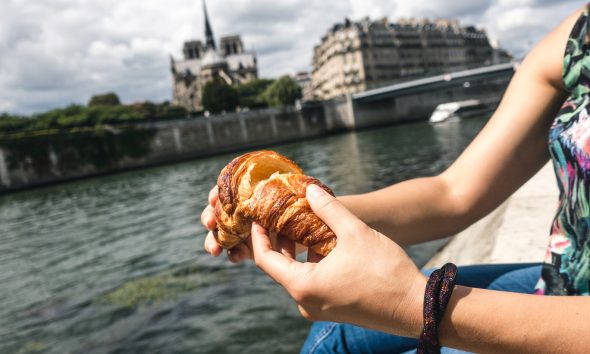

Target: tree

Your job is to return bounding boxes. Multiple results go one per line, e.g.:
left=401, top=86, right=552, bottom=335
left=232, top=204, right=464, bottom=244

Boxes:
left=201, top=79, right=239, bottom=113
left=261, top=75, right=302, bottom=107
left=130, top=101, right=157, bottom=118
left=1, top=97, right=189, bottom=136
left=89, top=92, right=121, bottom=106
left=0, top=113, right=31, bottom=134
left=236, top=79, right=274, bottom=108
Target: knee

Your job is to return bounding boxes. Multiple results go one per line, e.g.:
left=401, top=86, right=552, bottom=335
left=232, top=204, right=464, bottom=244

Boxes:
left=300, top=322, right=341, bottom=354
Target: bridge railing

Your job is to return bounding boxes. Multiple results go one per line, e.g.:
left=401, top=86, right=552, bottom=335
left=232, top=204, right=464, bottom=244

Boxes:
left=353, top=62, right=517, bottom=102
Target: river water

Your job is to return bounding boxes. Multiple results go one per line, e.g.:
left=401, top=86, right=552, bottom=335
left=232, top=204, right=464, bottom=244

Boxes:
left=1, top=117, right=487, bottom=354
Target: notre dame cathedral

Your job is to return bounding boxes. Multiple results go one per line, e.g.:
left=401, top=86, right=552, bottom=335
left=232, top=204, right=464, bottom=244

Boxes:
left=171, top=1, right=258, bottom=111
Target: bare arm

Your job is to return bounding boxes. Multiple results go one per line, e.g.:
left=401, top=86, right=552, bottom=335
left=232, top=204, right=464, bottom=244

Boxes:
left=434, top=286, right=590, bottom=353
left=341, top=10, right=572, bottom=245
left=203, top=9, right=575, bottom=258
left=252, top=167, right=590, bottom=354
left=236, top=9, right=590, bottom=352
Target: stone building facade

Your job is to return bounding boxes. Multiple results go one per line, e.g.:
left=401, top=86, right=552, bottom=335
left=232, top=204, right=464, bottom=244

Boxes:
left=171, top=1, right=257, bottom=111
left=311, top=17, right=511, bottom=100
left=295, top=72, right=313, bottom=102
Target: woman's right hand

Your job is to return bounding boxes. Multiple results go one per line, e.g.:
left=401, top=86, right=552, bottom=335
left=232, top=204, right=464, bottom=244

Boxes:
left=200, top=185, right=253, bottom=262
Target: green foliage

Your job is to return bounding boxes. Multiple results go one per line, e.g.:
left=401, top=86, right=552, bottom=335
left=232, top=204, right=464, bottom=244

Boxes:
left=88, top=92, right=121, bottom=106
left=94, top=105, right=143, bottom=125
left=202, top=79, right=239, bottom=113
left=162, top=104, right=187, bottom=118
left=131, top=101, right=187, bottom=120
left=0, top=113, right=33, bottom=134
left=29, top=104, right=143, bottom=129
left=261, top=75, right=302, bottom=107
left=236, top=79, right=274, bottom=108
left=0, top=97, right=188, bottom=137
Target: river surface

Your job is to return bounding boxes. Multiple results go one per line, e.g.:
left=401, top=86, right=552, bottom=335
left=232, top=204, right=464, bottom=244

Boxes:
left=1, top=117, right=487, bottom=354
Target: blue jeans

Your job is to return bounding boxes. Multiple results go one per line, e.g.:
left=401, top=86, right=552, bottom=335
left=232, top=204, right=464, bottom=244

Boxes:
left=300, top=263, right=543, bottom=354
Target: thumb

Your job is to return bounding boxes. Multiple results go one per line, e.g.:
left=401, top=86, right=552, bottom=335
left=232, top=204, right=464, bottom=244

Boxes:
left=251, top=222, right=306, bottom=286
left=306, top=184, right=366, bottom=238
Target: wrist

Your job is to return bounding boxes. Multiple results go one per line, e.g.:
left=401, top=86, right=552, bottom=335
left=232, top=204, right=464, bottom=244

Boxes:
left=391, top=272, right=428, bottom=338
left=417, top=263, right=459, bottom=353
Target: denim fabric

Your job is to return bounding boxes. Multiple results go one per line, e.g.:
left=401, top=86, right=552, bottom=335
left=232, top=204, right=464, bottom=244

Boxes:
left=300, top=263, right=542, bottom=354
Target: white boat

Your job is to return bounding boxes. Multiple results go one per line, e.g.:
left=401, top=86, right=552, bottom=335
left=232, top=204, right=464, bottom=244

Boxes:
left=428, top=99, right=485, bottom=124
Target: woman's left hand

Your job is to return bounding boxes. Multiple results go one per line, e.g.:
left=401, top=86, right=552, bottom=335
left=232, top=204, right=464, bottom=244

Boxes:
left=251, top=184, right=427, bottom=337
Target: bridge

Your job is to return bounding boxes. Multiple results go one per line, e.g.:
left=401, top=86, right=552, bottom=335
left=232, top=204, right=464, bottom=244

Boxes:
left=353, top=62, right=516, bottom=102
left=323, top=62, right=516, bottom=130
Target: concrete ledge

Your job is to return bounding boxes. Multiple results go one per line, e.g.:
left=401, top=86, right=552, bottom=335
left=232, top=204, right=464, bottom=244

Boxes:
left=426, top=163, right=558, bottom=268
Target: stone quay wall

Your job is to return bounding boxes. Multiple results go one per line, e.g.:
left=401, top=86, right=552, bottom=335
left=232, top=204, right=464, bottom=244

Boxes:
left=0, top=105, right=326, bottom=193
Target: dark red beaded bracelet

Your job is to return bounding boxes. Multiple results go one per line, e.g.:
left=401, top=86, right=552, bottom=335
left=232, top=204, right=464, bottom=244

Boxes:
left=417, top=263, right=458, bottom=354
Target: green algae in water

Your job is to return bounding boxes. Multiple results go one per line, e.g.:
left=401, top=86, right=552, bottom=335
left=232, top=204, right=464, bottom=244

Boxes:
left=16, top=342, right=46, bottom=354
left=96, top=264, right=226, bottom=308
left=96, top=276, right=197, bottom=308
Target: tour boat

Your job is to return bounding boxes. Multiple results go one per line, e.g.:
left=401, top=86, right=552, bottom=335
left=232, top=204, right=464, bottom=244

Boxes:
left=428, top=99, right=487, bottom=123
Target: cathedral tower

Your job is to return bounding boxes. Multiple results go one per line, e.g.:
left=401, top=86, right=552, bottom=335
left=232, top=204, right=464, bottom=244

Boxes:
left=171, top=0, right=258, bottom=111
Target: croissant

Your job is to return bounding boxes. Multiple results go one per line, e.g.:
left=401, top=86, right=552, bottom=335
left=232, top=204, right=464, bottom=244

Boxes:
left=214, top=150, right=337, bottom=256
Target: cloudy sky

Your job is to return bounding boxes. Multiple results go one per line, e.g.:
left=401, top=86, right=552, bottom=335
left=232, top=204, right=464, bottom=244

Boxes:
left=0, top=0, right=581, bottom=114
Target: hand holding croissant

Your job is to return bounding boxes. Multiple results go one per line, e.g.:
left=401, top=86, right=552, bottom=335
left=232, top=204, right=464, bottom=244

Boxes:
left=213, top=150, right=337, bottom=256
left=201, top=150, right=425, bottom=338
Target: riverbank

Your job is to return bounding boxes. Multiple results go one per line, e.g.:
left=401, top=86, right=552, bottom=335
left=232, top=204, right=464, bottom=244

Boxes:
left=0, top=68, right=513, bottom=194
left=426, top=162, right=557, bottom=267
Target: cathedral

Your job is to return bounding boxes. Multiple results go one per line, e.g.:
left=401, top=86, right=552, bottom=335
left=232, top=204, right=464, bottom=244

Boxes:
left=171, top=1, right=258, bottom=111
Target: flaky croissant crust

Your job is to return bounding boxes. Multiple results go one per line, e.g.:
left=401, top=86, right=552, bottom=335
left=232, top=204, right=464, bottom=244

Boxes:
left=214, top=150, right=337, bottom=256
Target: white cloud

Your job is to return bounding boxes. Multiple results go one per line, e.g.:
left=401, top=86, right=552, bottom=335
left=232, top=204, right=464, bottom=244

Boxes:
left=0, top=0, right=581, bottom=114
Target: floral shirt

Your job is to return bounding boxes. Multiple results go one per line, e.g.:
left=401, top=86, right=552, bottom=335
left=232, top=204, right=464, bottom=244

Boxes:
left=536, top=7, right=590, bottom=295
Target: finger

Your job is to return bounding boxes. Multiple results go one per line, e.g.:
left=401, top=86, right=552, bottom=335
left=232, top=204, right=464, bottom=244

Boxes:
left=230, top=236, right=254, bottom=261
left=244, top=236, right=253, bottom=255
left=306, top=248, right=323, bottom=263
left=204, top=231, right=223, bottom=256
left=269, top=231, right=279, bottom=251
left=227, top=243, right=250, bottom=263
left=251, top=223, right=304, bottom=285
left=208, top=186, right=219, bottom=206
left=306, top=184, right=365, bottom=238
left=297, top=304, right=314, bottom=321
left=278, top=235, right=296, bottom=259
left=200, top=205, right=217, bottom=230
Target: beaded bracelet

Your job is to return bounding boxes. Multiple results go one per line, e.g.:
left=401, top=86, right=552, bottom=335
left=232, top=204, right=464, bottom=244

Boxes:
left=417, top=263, right=458, bottom=354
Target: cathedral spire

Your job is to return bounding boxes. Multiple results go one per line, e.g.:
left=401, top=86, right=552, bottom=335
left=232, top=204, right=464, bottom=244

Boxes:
left=169, top=54, right=176, bottom=74
left=203, top=0, right=216, bottom=50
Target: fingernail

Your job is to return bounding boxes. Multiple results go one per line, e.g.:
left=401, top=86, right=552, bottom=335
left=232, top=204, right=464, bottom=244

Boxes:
left=307, top=184, right=326, bottom=199
left=251, top=222, right=262, bottom=233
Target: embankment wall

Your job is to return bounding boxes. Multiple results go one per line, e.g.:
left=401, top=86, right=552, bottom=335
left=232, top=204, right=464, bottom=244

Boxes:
left=0, top=105, right=326, bottom=193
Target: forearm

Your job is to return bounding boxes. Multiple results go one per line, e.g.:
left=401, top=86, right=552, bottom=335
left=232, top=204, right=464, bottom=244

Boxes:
left=336, top=6, right=571, bottom=247
left=435, top=287, right=589, bottom=353
left=338, top=175, right=473, bottom=245
left=391, top=280, right=589, bottom=353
